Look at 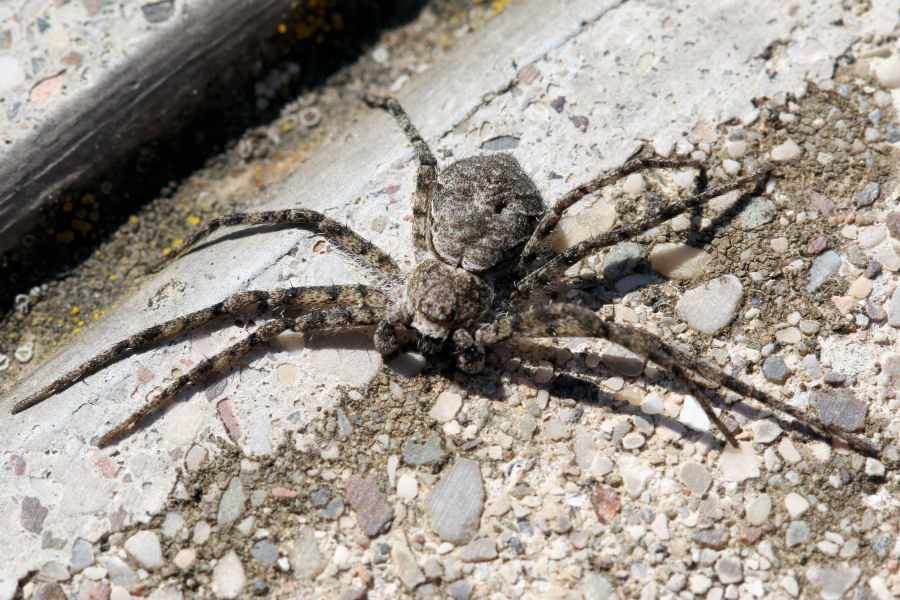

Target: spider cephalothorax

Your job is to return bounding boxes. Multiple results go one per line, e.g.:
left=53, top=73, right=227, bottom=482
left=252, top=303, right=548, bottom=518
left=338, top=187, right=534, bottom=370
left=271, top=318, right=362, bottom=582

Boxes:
left=11, top=95, right=877, bottom=456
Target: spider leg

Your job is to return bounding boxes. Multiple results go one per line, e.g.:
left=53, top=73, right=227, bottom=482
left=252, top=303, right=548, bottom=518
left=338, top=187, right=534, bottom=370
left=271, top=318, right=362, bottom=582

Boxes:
left=363, top=94, right=437, bottom=257
left=12, top=285, right=385, bottom=414
left=514, top=157, right=703, bottom=275
left=510, top=166, right=772, bottom=304
left=98, top=305, right=385, bottom=447
left=149, top=209, right=404, bottom=287
left=478, top=303, right=878, bottom=455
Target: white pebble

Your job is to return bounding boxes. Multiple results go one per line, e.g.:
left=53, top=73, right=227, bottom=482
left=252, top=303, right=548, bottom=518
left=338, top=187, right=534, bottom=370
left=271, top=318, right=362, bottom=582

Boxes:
left=771, top=138, right=802, bottom=161
left=784, top=492, right=810, bottom=518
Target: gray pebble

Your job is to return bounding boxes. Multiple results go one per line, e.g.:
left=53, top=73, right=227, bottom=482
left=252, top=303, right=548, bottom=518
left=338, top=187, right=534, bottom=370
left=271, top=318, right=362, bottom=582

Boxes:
left=69, top=538, right=94, bottom=573
left=601, top=344, right=645, bottom=377
left=402, top=432, right=445, bottom=466
left=762, top=355, right=790, bottom=384
left=888, top=286, right=900, bottom=327
left=602, top=242, right=647, bottom=280
left=457, top=538, right=498, bottom=562
left=676, top=275, right=743, bottom=334
left=806, top=251, right=841, bottom=292
left=785, top=521, right=810, bottom=546
left=97, top=555, right=135, bottom=586
left=426, top=459, right=485, bottom=545
left=287, top=527, right=327, bottom=580
left=812, top=389, right=867, bottom=432
left=736, top=197, right=776, bottom=229
left=447, top=581, right=474, bottom=600
left=865, top=301, right=887, bottom=322
left=217, top=477, right=246, bottom=525
left=250, top=540, right=279, bottom=565
left=679, top=462, right=712, bottom=496
left=715, top=556, right=743, bottom=584
left=806, top=564, right=860, bottom=600
left=691, top=528, right=729, bottom=550
left=855, top=182, right=880, bottom=207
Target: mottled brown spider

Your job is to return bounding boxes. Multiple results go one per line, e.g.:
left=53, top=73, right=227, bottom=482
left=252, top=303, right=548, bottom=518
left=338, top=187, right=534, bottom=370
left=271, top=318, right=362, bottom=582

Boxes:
left=12, top=95, right=877, bottom=455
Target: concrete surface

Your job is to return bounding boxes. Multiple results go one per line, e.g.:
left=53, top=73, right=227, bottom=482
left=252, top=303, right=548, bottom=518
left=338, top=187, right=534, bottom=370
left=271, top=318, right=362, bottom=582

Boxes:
left=3, top=0, right=900, bottom=597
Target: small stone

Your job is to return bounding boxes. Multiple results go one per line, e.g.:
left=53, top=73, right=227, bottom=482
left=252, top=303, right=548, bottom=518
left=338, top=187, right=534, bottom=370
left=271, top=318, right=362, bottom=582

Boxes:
left=641, top=393, right=663, bottom=415
left=865, top=301, right=886, bottom=322
left=823, top=371, right=846, bottom=386
left=21, top=497, right=48, bottom=534
left=676, top=275, right=743, bottom=334
left=69, top=538, right=94, bottom=573
left=346, top=478, right=394, bottom=538
left=173, top=548, right=196, bottom=569
left=771, top=138, right=801, bottom=161
left=855, top=183, right=880, bottom=208
left=858, top=225, right=885, bottom=248
left=888, top=286, right=900, bottom=326
left=397, top=474, right=418, bottom=500
left=715, top=556, right=743, bottom=584
left=805, top=236, right=828, bottom=254
left=736, top=197, right=776, bottom=230
left=623, top=173, right=644, bottom=195
left=447, top=581, right=474, bottom=600
left=721, top=442, right=760, bottom=482
left=887, top=212, right=900, bottom=239
left=457, top=538, right=497, bottom=562
left=621, top=432, right=645, bottom=449
left=848, top=276, right=873, bottom=300
left=552, top=199, right=616, bottom=253
left=212, top=550, right=245, bottom=599
left=287, top=527, right=326, bottom=579
left=770, top=237, right=789, bottom=253
left=864, top=261, right=882, bottom=279
left=806, top=565, right=860, bottom=600
left=618, top=455, right=653, bottom=498
left=762, top=355, right=790, bottom=384
left=679, top=462, right=712, bottom=496
left=389, top=352, right=427, bottom=377
left=692, top=528, right=730, bottom=550
left=812, top=389, right=867, bottom=432
left=875, top=56, right=900, bottom=88
left=124, top=530, right=164, bottom=570
left=602, top=241, right=647, bottom=280
left=250, top=540, right=278, bottom=565
left=544, top=418, right=571, bottom=440
left=650, top=243, right=711, bottom=279
left=807, top=251, right=841, bottom=292
left=775, top=327, right=801, bottom=344
left=786, top=521, right=811, bottom=546
left=402, top=432, right=445, bottom=465
left=391, top=530, right=426, bottom=590
left=591, top=486, right=622, bottom=523
left=217, top=477, right=246, bottom=525
left=784, top=492, right=810, bottom=518
left=426, top=459, right=485, bottom=544
left=746, top=494, right=771, bottom=526
left=601, top=344, right=645, bottom=377
left=751, top=419, right=782, bottom=443
left=161, top=512, right=186, bottom=538
left=429, top=391, right=462, bottom=423
left=798, top=319, right=820, bottom=335
left=679, top=395, right=710, bottom=433
left=865, top=458, right=885, bottom=477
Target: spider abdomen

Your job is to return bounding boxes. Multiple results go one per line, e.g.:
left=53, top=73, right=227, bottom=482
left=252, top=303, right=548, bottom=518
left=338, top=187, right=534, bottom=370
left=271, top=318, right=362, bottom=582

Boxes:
left=431, top=153, right=543, bottom=272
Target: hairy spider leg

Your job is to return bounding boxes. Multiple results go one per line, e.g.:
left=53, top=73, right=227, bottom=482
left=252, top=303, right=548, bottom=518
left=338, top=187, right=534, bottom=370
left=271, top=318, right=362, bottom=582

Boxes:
left=363, top=94, right=438, bottom=258
left=510, top=165, right=773, bottom=303
left=13, top=285, right=387, bottom=414
left=478, top=303, right=878, bottom=456
left=98, top=305, right=385, bottom=447
left=148, top=209, right=405, bottom=288
left=514, top=157, right=704, bottom=275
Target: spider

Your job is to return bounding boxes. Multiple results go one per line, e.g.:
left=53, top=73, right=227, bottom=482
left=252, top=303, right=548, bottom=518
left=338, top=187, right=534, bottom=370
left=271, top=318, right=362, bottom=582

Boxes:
left=12, top=95, right=877, bottom=455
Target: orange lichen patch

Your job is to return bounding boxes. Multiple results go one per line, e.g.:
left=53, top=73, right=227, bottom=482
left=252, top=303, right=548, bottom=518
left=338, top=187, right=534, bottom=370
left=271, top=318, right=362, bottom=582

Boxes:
left=129, top=215, right=139, bottom=225
left=80, top=193, right=95, bottom=204
left=72, top=219, right=92, bottom=234
left=56, top=230, right=75, bottom=243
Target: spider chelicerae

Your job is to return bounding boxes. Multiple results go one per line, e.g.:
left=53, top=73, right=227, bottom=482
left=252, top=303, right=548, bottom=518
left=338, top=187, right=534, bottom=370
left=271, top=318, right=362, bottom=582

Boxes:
left=12, top=95, right=876, bottom=455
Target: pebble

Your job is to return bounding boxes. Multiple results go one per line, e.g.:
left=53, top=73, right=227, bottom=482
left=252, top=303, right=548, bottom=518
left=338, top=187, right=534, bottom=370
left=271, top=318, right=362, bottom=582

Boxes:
left=621, top=432, right=645, bottom=449
left=762, top=355, right=790, bottom=384
left=402, top=432, right=445, bottom=465
left=806, top=251, right=841, bottom=292
left=618, top=455, right=653, bottom=498
left=751, top=419, right=782, bottom=443
left=397, top=473, right=418, bottom=500
left=855, top=182, right=880, bottom=208
left=250, top=540, right=278, bottom=565
left=391, top=530, right=426, bottom=590
left=784, top=492, right=810, bottom=518
left=875, top=56, right=900, bottom=88
left=346, top=478, right=394, bottom=537
left=811, top=389, right=867, bottom=432
left=458, top=538, right=498, bottom=562
left=602, top=242, right=646, bottom=280
left=805, top=236, right=828, bottom=254
left=775, top=327, right=801, bottom=344
left=388, top=352, right=427, bottom=377
left=651, top=513, right=670, bottom=541
left=649, top=243, right=711, bottom=279
left=212, top=550, right=245, bottom=599
left=746, top=494, right=771, bottom=526
left=552, top=199, right=616, bottom=253
left=857, top=225, right=885, bottom=248
left=888, top=212, right=900, bottom=239
left=676, top=275, right=742, bottom=334
left=161, top=512, right=186, bottom=538
left=287, top=527, right=327, bottom=579
left=679, top=395, right=710, bottom=433
left=720, top=442, right=760, bottom=482
left=217, top=477, right=246, bottom=525
left=70, top=538, right=94, bottom=573
left=865, top=458, right=885, bottom=477
left=736, top=197, right=776, bottom=230
left=97, top=556, right=133, bottom=586
left=622, top=173, right=644, bottom=195
left=785, top=521, right=811, bottom=547
left=429, top=391, right=462, bottom=423
left=806, top=565, right=860, bottom=600
left=641, top=393, right=663, bottom=415
left=447, top=581, right=474, bottom=600
left=888, top=286, right=900, bottom=326
left=679, top=462, right=712, bottom=496
left=692, top=528, right=730, bottom=550
left=865, top=300, right=886, bottom=322
left=798, top=319, right=820, bottom=335
left=601, top=344, right=645, bottom=377
left=770, top=138, right=801, bottom=161
left=426, top=459, right=485, bottom=544
left=715, top=556, right=743, bottom=584
left=124, top=530, right=164, bottom=570
left=172, top=548, right=196, bottom=569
